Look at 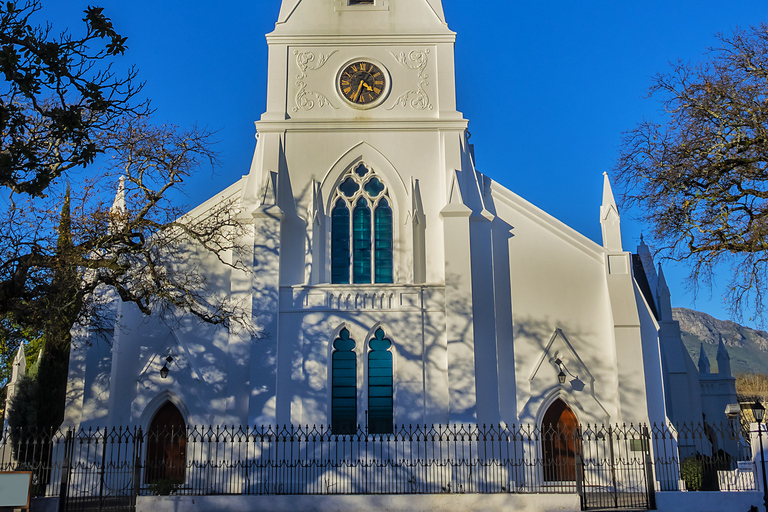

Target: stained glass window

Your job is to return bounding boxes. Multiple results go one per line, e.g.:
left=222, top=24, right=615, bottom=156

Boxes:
left=368, top=328, right=393, bottom=434
left=353, top=198, right=372, bottom=284
left=364, top=177, right=384, bottom=197
left=330, top=164, right=393, bottom=284
left=374, top=199, right=393, bottom=284
left=332, top=328, right=357, bottom=435
left=331, top=200, right=350, bottom=284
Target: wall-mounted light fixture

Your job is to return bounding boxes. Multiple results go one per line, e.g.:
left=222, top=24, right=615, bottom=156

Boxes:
left=554, top=358, right=576, bottom=385
left=160, top=355, right=173, bottom=379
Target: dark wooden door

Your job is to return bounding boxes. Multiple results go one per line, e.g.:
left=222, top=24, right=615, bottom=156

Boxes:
left=145, top=402, right=187, bottom=484
left=542, top=399, right=580, bottom=482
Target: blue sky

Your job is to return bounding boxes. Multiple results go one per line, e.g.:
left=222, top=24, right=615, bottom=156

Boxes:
left=43, top=0, right=767, bottom=326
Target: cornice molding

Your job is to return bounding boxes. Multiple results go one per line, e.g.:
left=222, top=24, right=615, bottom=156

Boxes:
left=266, top=34, right=456, bottom=45
left=255, top=119, right=468, bottom=132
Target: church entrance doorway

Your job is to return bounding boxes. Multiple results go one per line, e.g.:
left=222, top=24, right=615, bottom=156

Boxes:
left=145, top=401, right=187, bottom=485
left=542, top=398, right=580, bottom=482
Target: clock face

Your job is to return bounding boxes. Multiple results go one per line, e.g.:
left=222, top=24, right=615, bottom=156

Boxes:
left=339, top=61, right=387, bottom=107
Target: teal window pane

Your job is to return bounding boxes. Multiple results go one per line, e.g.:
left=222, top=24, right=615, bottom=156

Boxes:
left=364, top=177, right=384, bottom=197
left=332, top=328, right=357, bottom=435
left=374, top=199, right=393, bottom=283
left=355, top=164, right=369, bottom=178
left=353, top=198, right=371, bottom=284
left=368, top=329, right=393, bottom=434
left=331, top=201, right=350, bottom=284
left=339, top=177, right=360, bottom=197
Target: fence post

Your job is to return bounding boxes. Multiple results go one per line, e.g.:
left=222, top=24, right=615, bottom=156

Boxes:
left=132, top=427, right=143, bottom=509
left=57, top=429, right=73, bottom=512
left=98, top=430, right=107, bottom=510
left=642, top=426, right=657, bottom=510
left=575, top=452, right=585, bottom=508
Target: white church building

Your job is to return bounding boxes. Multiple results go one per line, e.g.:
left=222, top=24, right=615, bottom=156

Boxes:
left=55, top=0, right=737, bottom=443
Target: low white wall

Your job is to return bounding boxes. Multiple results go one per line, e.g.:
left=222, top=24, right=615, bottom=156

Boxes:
left=136, top=494, right=580, bottom=512
left=656, top=491, right=762, bottom=512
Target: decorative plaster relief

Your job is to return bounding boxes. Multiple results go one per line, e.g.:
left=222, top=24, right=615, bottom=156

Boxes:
left=294, top=50, right=339, bottom=112
left=282, top=285, right=443, bottom=312
left=387, top=50, right=433, bottom=111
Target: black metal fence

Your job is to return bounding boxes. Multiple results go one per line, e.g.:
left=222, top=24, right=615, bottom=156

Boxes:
left=651, top=422, right=755, bottom=492
left=0, top=422, right=755, bottom=504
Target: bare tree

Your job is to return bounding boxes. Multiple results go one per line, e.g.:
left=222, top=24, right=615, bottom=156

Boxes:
left=0, top=2, right=256, bottom=427
left=736, top=373, right=768, bottom=400
left=614, top=23, right=768, bottom=322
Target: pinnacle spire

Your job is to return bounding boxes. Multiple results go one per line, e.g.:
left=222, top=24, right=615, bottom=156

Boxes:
left=600, top=172, right=622, bottom=251
left=111, top=176, right=126, bottom=214
left=716, top=334, right=732, bottom=377
left=698, top=343, right=711, bottom=374
left=655, top=264, right=673, bottom=321
left=11, top=344, right=26, bottom=384
left=307, top=180, right=321, bottom=226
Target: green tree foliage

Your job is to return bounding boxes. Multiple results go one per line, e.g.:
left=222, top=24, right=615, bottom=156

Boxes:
left=614, top=24, right=768, bottom=322
left=0, top=0, right=141, bottom=196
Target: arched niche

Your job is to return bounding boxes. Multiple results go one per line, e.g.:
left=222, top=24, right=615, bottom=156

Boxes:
left=541, top=398, right=581, bottom=482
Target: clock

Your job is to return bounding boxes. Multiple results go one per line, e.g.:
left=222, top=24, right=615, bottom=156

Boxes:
left=338, top=61, right=388, bottom=107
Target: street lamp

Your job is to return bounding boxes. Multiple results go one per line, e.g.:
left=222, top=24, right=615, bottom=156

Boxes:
left=753, top=400, right=767, bottom=512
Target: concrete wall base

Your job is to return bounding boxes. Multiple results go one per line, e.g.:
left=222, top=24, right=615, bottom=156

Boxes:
left=136, top=494, right=580, bottom=512
left=656, top=491, right=762, bottom=512
left=29, top=497, right=58, bottom=512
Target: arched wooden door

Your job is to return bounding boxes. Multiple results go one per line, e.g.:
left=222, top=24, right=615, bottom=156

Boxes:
left=145, top=401, right=187, bottom=484
left=542, top=399, right=581, bottom=482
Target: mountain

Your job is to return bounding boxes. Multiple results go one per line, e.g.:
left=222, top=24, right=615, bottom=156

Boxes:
left=673, top=307, right=768, bottom=376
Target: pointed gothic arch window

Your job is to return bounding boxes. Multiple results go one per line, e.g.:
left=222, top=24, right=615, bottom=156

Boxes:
left=331, top=164, right=393, bottom=284
left=145, top=401, right=187, bottom=484
left=368, top=328, right=393, bottom=434
left=332, top=328, right=357, bottom=434
left=541, top=399, right=581, bottom=482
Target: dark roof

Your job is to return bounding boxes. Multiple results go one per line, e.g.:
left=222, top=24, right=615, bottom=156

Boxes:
left=632, top=254, right=659, bottom=321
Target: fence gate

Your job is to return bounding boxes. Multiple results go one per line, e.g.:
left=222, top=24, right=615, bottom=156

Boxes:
left=577, top=426, right=656, bottom=511
left=59, top=428, right=141, bottom=512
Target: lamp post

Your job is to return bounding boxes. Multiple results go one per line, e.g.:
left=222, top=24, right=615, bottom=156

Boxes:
left=753, top=400, right=768, bottom=512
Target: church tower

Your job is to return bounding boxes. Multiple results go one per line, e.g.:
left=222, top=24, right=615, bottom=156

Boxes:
left=242, top=0, right=492, bottom=426
left=242, top=0, right=466, bottom=285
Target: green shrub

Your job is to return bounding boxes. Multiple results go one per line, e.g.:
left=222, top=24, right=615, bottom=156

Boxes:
left=147, top=479, right=179, bottom=496
left=681, top=456, right=703, bottom=491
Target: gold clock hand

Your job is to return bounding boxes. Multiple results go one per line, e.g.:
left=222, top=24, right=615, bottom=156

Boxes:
left=352, top=81, right=364, bottom=102
left=362, top=82, right=373, bottom=91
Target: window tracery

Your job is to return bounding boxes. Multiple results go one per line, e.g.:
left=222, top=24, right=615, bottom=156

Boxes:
left=331, top=164, right=393, bottom=284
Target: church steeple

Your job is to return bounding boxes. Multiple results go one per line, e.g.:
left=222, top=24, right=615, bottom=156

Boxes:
left=275, top=0, right=450, bottom=31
